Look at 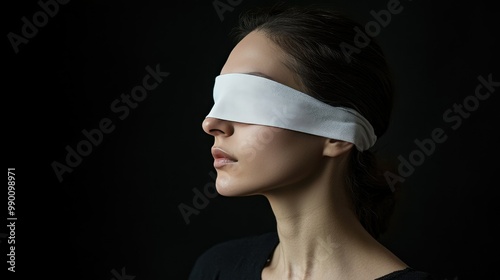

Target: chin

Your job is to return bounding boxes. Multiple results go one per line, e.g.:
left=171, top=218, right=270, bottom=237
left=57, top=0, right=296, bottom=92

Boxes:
left=215, top=176, right=261, bottom=197
left=215, top=183, right=246, bottom=197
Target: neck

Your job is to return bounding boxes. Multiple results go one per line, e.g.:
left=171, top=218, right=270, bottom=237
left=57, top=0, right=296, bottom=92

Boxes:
left=261, top=159, right=406, bottom=279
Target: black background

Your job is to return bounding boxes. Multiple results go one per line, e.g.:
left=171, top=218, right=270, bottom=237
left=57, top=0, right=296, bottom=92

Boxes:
left=3, top=0, right=499, bottom=279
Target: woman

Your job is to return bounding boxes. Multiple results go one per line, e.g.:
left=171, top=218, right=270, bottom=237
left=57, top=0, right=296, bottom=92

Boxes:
left=190, top=2, right=435, bottom=280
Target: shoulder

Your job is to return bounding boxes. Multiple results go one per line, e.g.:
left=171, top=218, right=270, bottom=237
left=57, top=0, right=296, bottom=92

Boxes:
left=188, top=231, right=278, bottom=280
left=376, top=267, right=438, bottom=280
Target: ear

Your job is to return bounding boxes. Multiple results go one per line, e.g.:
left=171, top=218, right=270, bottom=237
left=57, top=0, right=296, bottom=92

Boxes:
left=322, top=138, right=354, bottom=158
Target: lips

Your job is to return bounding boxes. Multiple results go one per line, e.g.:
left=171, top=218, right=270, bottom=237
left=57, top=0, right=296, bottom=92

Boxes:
left=211, top=147, right=237, bottom=168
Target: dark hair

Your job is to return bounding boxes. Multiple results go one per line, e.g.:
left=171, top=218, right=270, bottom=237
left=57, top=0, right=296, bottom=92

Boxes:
left=231, top=2, right=398, bottom=239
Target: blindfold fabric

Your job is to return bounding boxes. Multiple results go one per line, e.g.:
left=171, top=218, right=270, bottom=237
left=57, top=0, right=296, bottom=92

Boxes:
left=206, top=73, right=377, bottom=151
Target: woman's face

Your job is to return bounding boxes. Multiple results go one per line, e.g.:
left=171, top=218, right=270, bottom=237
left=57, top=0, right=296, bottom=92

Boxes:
left=202, top=30, right=327, bottom=197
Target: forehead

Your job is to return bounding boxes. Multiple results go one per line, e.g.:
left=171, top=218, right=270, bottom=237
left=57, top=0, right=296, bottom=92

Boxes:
left=220, top=30, right=302, bottom=91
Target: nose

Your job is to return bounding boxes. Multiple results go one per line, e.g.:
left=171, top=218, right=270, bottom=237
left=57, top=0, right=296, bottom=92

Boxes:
left=202, top=117, right=234, bottom=137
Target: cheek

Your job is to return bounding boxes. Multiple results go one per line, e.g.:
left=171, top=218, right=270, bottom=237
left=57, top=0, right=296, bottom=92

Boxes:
left=215, top=127, right=284, bottom=195
left=260, top=137, right=322, bottom=182
left=233, top=127, right=324, bottom=192
left=240, top=126, right=280, bottom=161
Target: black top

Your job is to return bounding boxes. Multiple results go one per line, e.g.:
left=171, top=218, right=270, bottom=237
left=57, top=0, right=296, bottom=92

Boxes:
left=188, top=231, right=436, bottom=280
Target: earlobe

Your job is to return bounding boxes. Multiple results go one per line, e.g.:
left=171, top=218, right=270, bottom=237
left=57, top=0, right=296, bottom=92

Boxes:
left=322, top=139, right=354, bottom=157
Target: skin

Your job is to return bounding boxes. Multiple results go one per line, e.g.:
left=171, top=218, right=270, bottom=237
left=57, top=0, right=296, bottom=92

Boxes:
left=202, top=30, right=408, bottom=280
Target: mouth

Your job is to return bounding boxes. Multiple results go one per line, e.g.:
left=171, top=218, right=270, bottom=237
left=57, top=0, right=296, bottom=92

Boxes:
left=211, top=147, right=238, bottom=168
